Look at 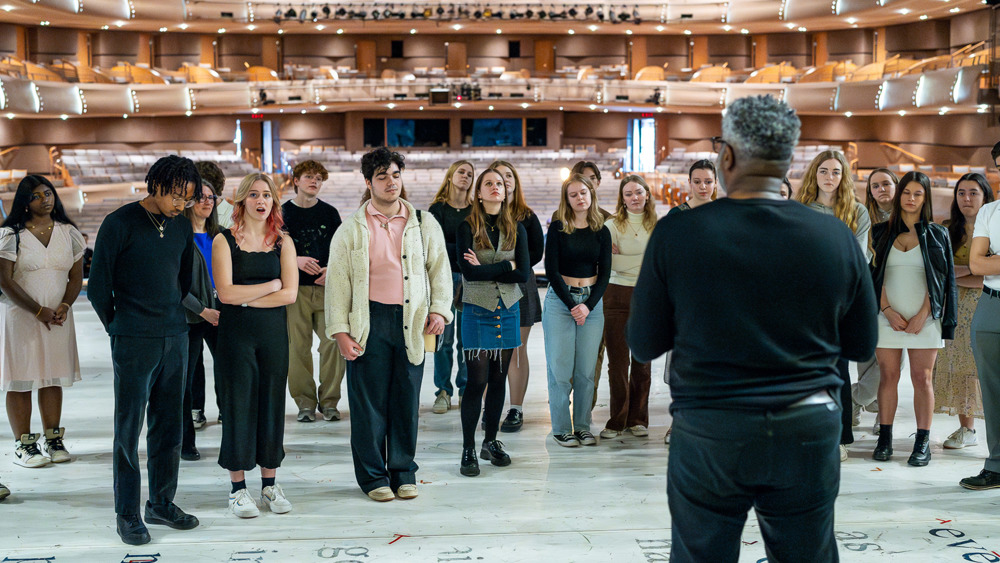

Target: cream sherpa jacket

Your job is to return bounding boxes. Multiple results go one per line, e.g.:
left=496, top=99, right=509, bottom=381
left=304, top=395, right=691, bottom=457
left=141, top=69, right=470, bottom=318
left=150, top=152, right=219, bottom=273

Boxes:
left=325, top=199, right=454, bottom=365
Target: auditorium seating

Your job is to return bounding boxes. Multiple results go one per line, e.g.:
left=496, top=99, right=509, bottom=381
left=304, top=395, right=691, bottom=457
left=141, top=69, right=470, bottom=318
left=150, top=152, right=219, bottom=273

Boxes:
left=62, top=149, right=256, bottom=186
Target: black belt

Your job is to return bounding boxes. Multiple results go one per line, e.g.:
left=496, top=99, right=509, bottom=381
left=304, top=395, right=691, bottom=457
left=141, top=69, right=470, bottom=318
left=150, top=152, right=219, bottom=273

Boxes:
left=984, top=287, right=1000, bottom=299
left=568, top=286, right=589, bottom=294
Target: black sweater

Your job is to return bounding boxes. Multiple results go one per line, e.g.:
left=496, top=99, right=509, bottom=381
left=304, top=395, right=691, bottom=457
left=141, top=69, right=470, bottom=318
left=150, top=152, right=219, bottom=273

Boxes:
left=456, top=217, right=530, bottom=284
left=88, top=201, right=194, bottom=337
left=518, top=212, right=545, bottom=270
left=627, top=198, right=878, bottom=411
left=281, top=199, right=342, bottom=286
left=544, top=220, right=612, bottom=311
left=429, top=201, right=472, bottom=273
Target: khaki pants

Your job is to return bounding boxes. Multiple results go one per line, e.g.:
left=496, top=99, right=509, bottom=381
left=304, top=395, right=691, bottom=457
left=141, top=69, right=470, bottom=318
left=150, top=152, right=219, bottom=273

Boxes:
left=287, top=285, right=346, bottom=412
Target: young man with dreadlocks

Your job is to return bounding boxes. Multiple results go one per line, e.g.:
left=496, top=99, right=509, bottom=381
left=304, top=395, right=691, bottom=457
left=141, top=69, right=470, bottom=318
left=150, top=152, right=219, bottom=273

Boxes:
left=89, top=155, right=201, bottom=545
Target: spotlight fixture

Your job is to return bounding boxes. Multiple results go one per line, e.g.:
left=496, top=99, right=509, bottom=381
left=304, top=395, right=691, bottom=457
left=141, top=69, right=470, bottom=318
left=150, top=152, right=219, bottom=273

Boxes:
left=618, top=9, right=630, bottom=22
left=284, top=7, right=296, bottom=19
left=298, top=7, right=307, bottom=22
left=322, top=5, right=330, bottom=17
left=473, top=8, right=482, bottom=18
left=273, top=8, right=282, bottom=23
left=436, top=5, right=444, bottom=16
left=383, top=7, right=391, bottom=18
left=596, top=7, right=604, bottom=21
left=410, top=5, right=422, bottom=18
left=310, top=9, right=318, bottom=21
left=335, top=6, right=346, bottom=17
left=568, top=6, right=577, bottom=17
left=525, top=8, right=534, bottom=18
left=632, top=6, right=640, bottom=24
left=584, top=5, right=592, bottom=16
left=482, top=7, right=492, bottom=18
left=371, top=9, right=380, bottom=19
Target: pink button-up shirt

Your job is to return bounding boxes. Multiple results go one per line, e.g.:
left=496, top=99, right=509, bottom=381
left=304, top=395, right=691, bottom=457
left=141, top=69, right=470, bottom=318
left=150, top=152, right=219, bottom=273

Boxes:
left=365, top=201, right=407, bottom=305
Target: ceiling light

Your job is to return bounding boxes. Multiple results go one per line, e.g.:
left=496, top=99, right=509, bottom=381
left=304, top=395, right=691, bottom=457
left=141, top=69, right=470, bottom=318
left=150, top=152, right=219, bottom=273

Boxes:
left=939, top=106, right=950, bottom=114
left=452, top=24, right=462, bottom=30
left=722, top=25, right=732, bottom=31
left=844, top=111, right=852, bottom=117
left=454, top=102, right=462, bottom=108
left=5, top=113, right=14, bottom=119
left=797, top=26, right=807, bottom=32
left=185, top=110, right=192, bottom=116
left=488, top=105, right=494, bottom=110
left=387, top=102, right=396, bottom=109
left=588, top=24, right=598, bottom=31
left=603, top=108, right=609, bottom=113
left=218, top=28, right=227, bottom=33
left=278, top=29, right=285, bottom=34
left=568, top=29, right=575, bottom=34
left=178, top=23, right=188, bottom=30
left=950, top=7, right=960, bottom=12
left=897, top=110, right=906, bottom=116
left=785, top=23, right=796, bottom=29
left=122, top=114, right=129, bottom=119
left=101, top=25, right=110, bottom=29
left=410, top=28, right=416, bottom=34
left=656, top=107, right=663, bottom=112
left=740, top=28, right=749, bottom=34
left=301, top=109, right=307, bottom=114
left=336, top=28, right=343, bottom=34
left=60, top=114, right=68, bottom=120
left=496, top=29, right=502, bottom=34
left=558, top=106, right=563, bottom=110
left=898, top=8, right=910, bottom=15
left=0, top=5, right=14, bottom=11
left=589, top=104, right=597, bottom=110
left=625, top=29, right=633, bottom=35
left=919, top=15, right=928, bottom=20
left=319, top=105, right=327, bottom=111
left=316, top=24, right=324, bottom=30
left=247, top=24, right=256, bottom=30
left=39, top=20, right=50, bottom=25
left=655, top=25, right=664, bottom=32
left=114, top=20, right=125, bottom=27
left=419, top=106, right=424, bottom=110
left=520, top=102, right=529, bottom=108
left=159, top=27, right=168, bottom=32
left=683, top=29, right=691, bottom=35
left=845, top=17, right=857, bottom=24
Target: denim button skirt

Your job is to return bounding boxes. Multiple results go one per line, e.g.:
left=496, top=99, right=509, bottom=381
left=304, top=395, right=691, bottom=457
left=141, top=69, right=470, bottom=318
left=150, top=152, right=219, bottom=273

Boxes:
left=461, top=300, right=521, bottom=351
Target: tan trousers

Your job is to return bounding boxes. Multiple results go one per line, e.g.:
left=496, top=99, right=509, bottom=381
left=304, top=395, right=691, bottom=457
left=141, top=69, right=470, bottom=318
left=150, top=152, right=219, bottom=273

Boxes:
left=287, top=285, right=346, bottom=412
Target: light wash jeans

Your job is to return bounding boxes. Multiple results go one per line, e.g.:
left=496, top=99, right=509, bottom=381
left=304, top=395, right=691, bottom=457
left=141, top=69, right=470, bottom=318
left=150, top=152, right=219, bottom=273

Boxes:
left=543, top=287, right=605, bottom=435
left=433, top=272, right=467, bottom=398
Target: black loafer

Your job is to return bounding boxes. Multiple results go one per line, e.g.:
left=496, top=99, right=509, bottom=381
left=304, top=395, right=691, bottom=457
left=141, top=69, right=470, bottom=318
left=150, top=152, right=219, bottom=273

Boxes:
left=500, top=409, right=523, bottom=433
left=180, top=447, right=200, bottom=461
left=907, top=436, right=931, bottom=467
left=144, top=501, right=199, bottom=530
left=116, top=514, right=151, bottom=545
left=460, top=447, right=480, bottom=477
left=480, top=440, right=512, bottom=467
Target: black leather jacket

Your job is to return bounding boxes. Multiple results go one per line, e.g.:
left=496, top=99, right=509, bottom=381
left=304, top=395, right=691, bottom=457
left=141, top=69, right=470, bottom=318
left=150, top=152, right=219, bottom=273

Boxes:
left=870, top=221, right=957, bottom=340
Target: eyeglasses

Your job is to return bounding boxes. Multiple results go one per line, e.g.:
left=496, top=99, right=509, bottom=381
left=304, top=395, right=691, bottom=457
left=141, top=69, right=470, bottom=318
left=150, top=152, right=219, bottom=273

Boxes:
left=172, top=197, right=197, bottom=209
left=710, top=136, right=727, bottom=154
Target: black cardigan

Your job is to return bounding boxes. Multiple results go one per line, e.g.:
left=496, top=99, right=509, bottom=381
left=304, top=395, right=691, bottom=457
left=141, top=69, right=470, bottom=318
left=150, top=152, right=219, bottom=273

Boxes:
left=870, top=220, right=957, bottom=340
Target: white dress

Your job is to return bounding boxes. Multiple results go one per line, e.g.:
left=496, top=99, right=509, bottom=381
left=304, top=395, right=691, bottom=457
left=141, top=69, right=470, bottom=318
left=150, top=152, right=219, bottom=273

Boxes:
left=876, top=244, right=944, bottom=349
left=0, top=223, right=84, bottom=391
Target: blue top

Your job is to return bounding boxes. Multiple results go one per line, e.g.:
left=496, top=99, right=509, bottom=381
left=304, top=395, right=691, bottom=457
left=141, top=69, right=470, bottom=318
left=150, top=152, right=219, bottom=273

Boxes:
left=194, top=232, right=215, bottom=288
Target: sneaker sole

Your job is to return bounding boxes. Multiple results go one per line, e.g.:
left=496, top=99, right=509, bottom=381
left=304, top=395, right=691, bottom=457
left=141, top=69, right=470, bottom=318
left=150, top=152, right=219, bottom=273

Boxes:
left=500, top=423, right=522, bottom=433
left=49, top=454, right=71, bottom=463
left=553, top=439, right=579, bottom=448
left=432, top=407, right=449, bottom=414
left=263, top=501, right=292, bottom=514
left=960, top=481, right=1000, bottom=490
left=944, top=441, right=977, bottom=450
left=13, top=458, right=50, bottom=468
left=144, top=514, right=200, bottom=530
left=232, top=509, right=260, bottom=518
left=480, top=449, right=512, bottom=467
left=116, top=528, right=151, bottom=545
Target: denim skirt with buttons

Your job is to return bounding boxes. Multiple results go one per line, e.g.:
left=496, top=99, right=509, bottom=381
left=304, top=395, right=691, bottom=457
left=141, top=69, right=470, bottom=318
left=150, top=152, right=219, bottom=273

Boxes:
left=461, top=300, right=522, bottom=352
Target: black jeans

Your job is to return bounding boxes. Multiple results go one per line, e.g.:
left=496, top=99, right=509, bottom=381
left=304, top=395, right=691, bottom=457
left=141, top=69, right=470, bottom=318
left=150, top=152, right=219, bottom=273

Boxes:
left=346, top=302, right=423, bottom=493
left=668, top=402, right=841, bottom=563
left=183, top=320, right=217, bottom=451
left=112, top=333, right=188, bottom=515
left=836, top=358, right=852, bottom=445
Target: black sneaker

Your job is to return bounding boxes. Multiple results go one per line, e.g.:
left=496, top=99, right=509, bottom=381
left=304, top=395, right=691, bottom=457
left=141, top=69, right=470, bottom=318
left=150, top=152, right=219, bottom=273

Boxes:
left=552, top=433, right=580, bottom=448
left=500, top=409, right=523, bottom=433
left=460, top=447, right=480, bottom=477
left=116, top=514, right=151, bottom=545
left=144, top=501, right=199, bottom=530
left=192, top=409, right=207, bottom=430
left=180, top=446, right=201, bottom=461
left=960, top=469, right=1000, bottom=490
left=575, top=431, right=597, bottom=446
left=480, top=440, right=512, bottom=466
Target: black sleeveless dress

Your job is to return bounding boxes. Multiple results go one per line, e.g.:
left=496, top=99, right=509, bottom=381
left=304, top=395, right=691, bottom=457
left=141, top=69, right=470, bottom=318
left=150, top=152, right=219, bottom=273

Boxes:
left=216, top=229, right=289, bottom=471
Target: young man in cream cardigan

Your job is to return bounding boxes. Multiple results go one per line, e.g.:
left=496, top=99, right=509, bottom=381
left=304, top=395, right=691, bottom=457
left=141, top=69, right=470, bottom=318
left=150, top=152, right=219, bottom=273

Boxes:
left=325, top=146, right=453, bottom=502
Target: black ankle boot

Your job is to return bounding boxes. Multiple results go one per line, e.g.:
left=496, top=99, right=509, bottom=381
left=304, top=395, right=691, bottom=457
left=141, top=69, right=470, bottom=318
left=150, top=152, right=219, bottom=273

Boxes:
left=908, top=431, right=931, bottom=467
left=480, top=439, right=512, bottom=467
left=460, top=447, right=480, bottom=477
left=873, top=425, right=893, bottom=461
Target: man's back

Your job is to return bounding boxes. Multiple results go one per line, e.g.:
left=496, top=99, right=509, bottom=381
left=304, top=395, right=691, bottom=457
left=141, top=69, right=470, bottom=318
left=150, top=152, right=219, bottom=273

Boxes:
left=628, top=197, right=877, bottom=410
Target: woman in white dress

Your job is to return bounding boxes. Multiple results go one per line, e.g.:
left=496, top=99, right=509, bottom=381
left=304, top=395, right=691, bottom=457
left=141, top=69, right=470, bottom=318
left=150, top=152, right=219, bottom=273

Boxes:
left=0, top=175, right=85, bottom=468
left=869, top=171, right=957, bottom=467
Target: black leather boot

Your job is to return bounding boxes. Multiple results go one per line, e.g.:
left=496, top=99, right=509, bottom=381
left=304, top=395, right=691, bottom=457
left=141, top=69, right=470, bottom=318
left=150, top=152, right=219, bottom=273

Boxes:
left=480, top=439, right=512, bottom=466
left=908, top=432, right=931, bottom=467
left=872, top=425, right=893, bottom=461
left=460, top=447, right=480, bottom=477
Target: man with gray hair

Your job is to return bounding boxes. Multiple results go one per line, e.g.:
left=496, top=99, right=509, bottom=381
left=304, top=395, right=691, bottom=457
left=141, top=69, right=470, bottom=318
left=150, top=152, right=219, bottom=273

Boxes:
left=627, top=95, right=877, bottom=562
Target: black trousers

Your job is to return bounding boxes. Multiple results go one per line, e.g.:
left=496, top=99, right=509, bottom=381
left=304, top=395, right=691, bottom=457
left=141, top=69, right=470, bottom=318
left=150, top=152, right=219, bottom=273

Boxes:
left=182, top=320, right=218, bottom=451
left=836, top=358, right=853, bottom=445
left=216, top=305, right=288, bottom=471
left=668, top=403, right=841, bottom=563
left=112, top=333, right=188, bottom=515
left=346, top=302, right=423, bottom=493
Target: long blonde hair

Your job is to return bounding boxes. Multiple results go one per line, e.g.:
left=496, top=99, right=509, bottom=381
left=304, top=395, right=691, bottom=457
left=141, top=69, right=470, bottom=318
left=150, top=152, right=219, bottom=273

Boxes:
left=466, top=169, right=517, bottom=251
left=795, top=150, right=860, bottom=233
left=555, top=174, right=605, bottom=234
left=613, top=175, right=657, bottom=233
left=431, top=160, right=474, bottom=206
left=488, top=160, right=534, bottom=221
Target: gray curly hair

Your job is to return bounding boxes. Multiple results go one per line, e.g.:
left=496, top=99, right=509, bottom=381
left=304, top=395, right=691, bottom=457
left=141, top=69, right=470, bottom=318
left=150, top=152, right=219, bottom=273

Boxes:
left=722, top=95, right=800, bottom=162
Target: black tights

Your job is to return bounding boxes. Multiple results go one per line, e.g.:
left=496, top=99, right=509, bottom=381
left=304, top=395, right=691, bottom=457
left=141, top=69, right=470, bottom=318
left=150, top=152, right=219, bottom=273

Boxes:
left=461, top=349, right=514, bottom=449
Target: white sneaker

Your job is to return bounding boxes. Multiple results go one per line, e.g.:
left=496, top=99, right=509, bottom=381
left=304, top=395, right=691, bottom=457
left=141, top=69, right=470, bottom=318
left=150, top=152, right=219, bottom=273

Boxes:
left=943, top=427, right=978, bottom=449
left=628, top=425, right=649, bottom=437
left=599, top=428, right=620, bottom=439
left=664, top=427, right=672, bottom=445
left=43, top=427, right=71, bottom=463
left=14, top=434, right=50, bottom=468
left=839, top=444, right=849, bottom=462
left=321, top=407, right=341, bottom=421
left=433, top=392, right=451, bottom=414
left=872, top=421, right=880, bottom=436
left=229, top=488, right=260, bottom=518
left=261, top=484, right=292, bottom=514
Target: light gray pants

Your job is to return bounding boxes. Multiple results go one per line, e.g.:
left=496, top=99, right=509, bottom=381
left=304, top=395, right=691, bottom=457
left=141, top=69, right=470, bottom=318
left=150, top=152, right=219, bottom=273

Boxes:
left=971, top=292, right=1000, bottom=473
left=852, top=355, right=881, bottom=408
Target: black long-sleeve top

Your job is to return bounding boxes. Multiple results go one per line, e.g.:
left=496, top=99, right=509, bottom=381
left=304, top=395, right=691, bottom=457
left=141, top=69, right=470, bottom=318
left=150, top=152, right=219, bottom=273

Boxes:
left=518, top=212, right=545, bottom=269
left=544, top=220, right=612, bottom=311
left=429, top=201, right=472, bottom=272
left=88, top=201, right=194, bottom=337
left=456, top=216, right=530, bottom=284
left=626, top=198, right=878, bottom=411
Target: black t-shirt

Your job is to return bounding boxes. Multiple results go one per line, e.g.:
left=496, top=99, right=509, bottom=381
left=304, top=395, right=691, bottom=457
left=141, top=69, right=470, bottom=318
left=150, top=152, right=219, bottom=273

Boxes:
left=87, top=201, right=194, bottom=337
left=544, top=220, right=612, bottom=311
left=281, top=199, right=342, bottom=286
left=428, top=201, right=472, bottom=273
left=626, top=198, right=878, bottom=411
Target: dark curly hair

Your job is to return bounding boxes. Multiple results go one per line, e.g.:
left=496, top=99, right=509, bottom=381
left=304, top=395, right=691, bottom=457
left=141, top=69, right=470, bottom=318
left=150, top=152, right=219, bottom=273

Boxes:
left=194, top=161, right=226, bottom=196
left=146, top=155, right=202, bottom=198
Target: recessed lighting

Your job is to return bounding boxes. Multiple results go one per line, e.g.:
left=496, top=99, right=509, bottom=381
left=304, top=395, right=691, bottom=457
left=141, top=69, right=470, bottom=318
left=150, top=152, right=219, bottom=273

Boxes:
left=897, top=110, right=906, bottom=116
left=39, top=20, right=50, bottom=25
left=740, top=28, right=750, bottom=34
left=319, top=105, right=327, bottom=111
left=520, top=102, right=529, bottom=109
left=0, top=5, right=14, bottom=12
left=122, top=113, right=129, bottom=119
left=419, top=106, right=424, bottom=110
left=625, top=29, right=633, bottom=35
left=159, top=27, right=168, bottom=32
left=452, top=24, right=462, bottom=30
left=59, top=114, right=68, bottom=120
left=247, top=24, right=256, bottom=30
left=336, top=28, right=343, bottom=34
left=178, top=23, right=188, bottom=30
left=278, top=29, right=285, bottom=34
left=656, top=107, right=663, bottom=112
left=656, top=25, right=664, bottom=32
left=218, top=28, right=226, bottom=33
left=185, top=110, right=192, bottom=116
left=496, top=29, right=502, bottom=34
left=410, top=28, right=416, bottom=34
left=979, top=104, right=989, bottom=113
left=568, top=29, right=575, bottom=35
left=558, top=106, right=563, bottom=110
left=683, top=29, right=692, bottom=35
left=797, top=27, right=807, bottom=32
left=387, top=103, right=396, bottom=109
left=5, top=113, right=14, bottom=119
left=588, top=25, right=598, bottom=31
left=300, top=109, right=306, bottom=114
left=844, top=111, right=853, bottom=117
left=589, top=104, right=597, bottom=110
left=898, top=8, right=911, bottom=15
left=101, top=25, right=110, bottom=29
left=939, top=106, right=950, bottom=114
left=785, top=23, right=796, bottom=29
left=603, top=108, right=609, bottom=113
left=454, top=102, right=462, bottom=108
left=251, top=107, right=259, bottom=112
left=919, top=14, right=928, bottom=20
left=845, top=18, right=857, bottom=24
left=114, top=20, right=125, bottom=27
left=488, top=105, right=494, bottom=110
left=950, top=7, right=960, bottom=12
left=316, top=24, right=324, bottom=30
left=279, top=109, right=284, bottom=113
left=722, top=25, right=732, bottom=31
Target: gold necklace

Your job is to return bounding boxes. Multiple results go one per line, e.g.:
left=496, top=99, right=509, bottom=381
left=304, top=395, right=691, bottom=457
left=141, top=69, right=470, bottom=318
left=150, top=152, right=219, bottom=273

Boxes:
left=27, top=221, right=53, bottom=234
left=142, top=205, right=166, bottom=238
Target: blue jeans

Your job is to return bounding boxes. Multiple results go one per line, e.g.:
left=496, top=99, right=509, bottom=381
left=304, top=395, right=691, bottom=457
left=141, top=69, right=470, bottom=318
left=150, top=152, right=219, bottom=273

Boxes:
left=433, top=273, right=467, bottom=397
left=542, top=287, right=604, bottom=434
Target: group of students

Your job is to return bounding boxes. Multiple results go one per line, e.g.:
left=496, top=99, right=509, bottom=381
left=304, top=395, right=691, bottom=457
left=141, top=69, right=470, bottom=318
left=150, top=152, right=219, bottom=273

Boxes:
left=4, top=134, right=1000, bottom=546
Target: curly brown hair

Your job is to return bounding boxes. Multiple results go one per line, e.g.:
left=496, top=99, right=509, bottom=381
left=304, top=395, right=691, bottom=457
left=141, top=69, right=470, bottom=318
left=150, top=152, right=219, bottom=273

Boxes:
left=195, top=161, right=226, bottom=196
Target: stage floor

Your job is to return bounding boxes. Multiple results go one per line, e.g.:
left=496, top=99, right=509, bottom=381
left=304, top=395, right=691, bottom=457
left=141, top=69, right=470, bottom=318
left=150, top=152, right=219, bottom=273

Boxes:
left=1, top=295, right=998, bottom=562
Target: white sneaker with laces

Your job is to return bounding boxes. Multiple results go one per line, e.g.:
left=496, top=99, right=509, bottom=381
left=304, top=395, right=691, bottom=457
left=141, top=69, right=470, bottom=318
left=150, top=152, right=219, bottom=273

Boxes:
left=599, top=428, right=620, bottom=439
left=943, top=427, right=978, bottom=449
left=261, top=484, right=292, bottom=514
left=628, top=425, right=649, bottom=437
left=14, top=434, right=50, bottom=468
left=229, top=488, right=260, bottom=518
left=432, top=392, right=451, bottom=414
left=839, top=444, right=849, bottom=462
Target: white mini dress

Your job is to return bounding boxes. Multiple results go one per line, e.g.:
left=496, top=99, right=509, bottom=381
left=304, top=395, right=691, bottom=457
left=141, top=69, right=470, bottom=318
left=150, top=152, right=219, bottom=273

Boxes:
left=876, top=244, right=944, bottom=349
